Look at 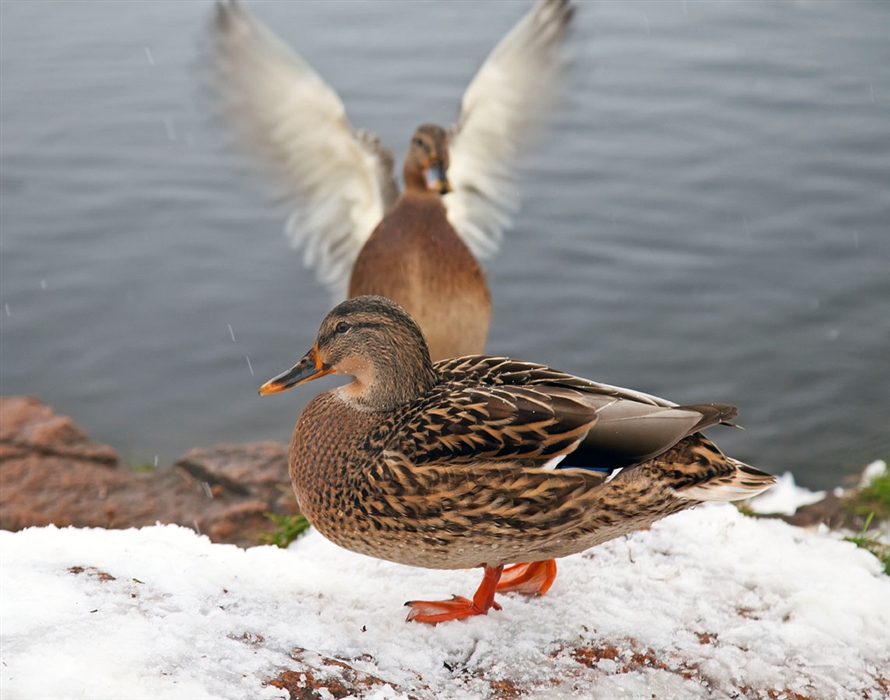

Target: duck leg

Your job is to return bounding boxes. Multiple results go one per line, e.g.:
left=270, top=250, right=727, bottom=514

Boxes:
left=405, top=565, right=504, bottom=624
left=497, top=559, right=558, bottom=596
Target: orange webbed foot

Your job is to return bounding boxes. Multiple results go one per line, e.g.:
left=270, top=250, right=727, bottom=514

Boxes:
left=496, top=559, right=558, bottom=596
left=405, top=564, right=504, bottom=624
left=404, top=595, right=502, bottom=624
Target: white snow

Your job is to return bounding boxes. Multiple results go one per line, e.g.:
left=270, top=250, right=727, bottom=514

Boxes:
left=747, top=471, right=826, bottom=516
left=2, top=489, right=888, bottom=699
left=860, top=460, right=888, bottom=488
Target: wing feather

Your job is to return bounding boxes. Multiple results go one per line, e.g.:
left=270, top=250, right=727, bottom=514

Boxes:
left=394, top=382, right=598, bottom=466
left=209, top=1, right=398, bottom=297
left=444, top=0, right=574, bottom=258
left=431, top=356, right=740, bottom=471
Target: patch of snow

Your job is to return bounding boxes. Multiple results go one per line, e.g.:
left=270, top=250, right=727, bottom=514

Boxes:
left=1, top=504, right=888, bottom=699
left=747, top=471, right=826, bottom=515
left=860, top=459, right=887, bottom=488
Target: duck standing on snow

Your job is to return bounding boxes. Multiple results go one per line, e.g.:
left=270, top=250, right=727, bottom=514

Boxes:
left=259, top=296, right=775, bottom=624
left=210, top=0, right=574, bottom=360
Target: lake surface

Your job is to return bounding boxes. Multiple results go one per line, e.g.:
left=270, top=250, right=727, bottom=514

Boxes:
left=1, top=1, right=887, bottom=490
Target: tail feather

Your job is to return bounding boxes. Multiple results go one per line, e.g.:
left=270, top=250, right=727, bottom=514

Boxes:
left=674, top=459, right=776, bottom=502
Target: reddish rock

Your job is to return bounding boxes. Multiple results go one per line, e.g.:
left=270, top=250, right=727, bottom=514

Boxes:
left=0, top=396, right=296, bottom=547
left=0, top=395, right=118, bottom=465
left=783, top=491, right=854, bottom=530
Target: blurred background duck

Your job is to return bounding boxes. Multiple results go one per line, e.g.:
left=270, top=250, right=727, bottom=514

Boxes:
left=209, top=0, right=574, bottom=360
left=259, top=296, right=775, bottom=624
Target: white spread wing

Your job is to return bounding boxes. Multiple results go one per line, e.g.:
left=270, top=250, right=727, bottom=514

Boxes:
left=444, top=0, right=574, bottom=259
left=209, top=1, right=399, bottom=297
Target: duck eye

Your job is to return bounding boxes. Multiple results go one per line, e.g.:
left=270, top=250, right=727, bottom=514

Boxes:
left=335, top=321, right=350, bottom=334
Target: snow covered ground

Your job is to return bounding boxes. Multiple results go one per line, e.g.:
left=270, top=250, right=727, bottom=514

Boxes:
left=2, top=468, right=888, bottom=700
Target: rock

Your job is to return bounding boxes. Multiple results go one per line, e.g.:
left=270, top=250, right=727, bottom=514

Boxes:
left=783, top=491, right=854, bottom=530
left=0, top=396, right=118, bottom=465
left=0, top=396, right=296, bottom=548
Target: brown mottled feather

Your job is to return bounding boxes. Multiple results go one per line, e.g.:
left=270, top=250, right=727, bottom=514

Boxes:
left=268, top=296, right=776, bottom=575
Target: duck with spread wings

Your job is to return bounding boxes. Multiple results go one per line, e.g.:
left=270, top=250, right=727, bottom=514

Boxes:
left=211, top=0, right=574, bottom=360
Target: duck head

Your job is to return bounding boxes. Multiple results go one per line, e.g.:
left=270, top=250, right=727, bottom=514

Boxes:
left=403, top=124, right=451, bottom=195
left=259, top=295, right=438, bottom=411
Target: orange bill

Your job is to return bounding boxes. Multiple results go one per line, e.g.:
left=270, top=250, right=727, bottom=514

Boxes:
left=258, top=343, right=333, bottom=395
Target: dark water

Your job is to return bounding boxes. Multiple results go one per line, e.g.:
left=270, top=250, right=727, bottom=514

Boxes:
left=1, top=1, right=888, bottom=490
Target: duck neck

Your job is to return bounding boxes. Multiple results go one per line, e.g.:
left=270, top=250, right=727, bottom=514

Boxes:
left=343, top=346, right=438, bottom=413
left=402, top=162, right=430, bottom=193
left=367, top=355, right=437, bottom=412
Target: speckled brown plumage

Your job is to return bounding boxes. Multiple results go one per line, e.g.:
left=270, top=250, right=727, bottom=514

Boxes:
left=260, top=296, right=775, bottom=623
